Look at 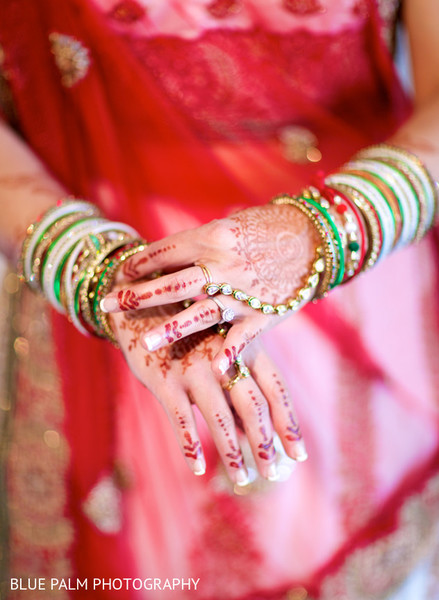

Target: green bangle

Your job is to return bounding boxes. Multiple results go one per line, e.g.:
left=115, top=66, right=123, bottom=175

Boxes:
left=300, top=196, right=345, bottom=287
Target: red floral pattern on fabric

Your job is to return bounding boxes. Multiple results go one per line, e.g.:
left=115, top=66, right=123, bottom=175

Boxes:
left=123, top=26, right=396, bottom=143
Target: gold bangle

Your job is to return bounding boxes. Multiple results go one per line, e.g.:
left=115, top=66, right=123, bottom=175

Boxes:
left=95, top=242, right=148, bottom=346
left=78, top=239, right=133, bottom=336
left=31, top=212, right=93, bottom=290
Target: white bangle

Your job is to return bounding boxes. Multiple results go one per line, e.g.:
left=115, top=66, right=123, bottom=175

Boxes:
left=358, top=146, right=437, bottom=232
left=347, top=159, right=419, bottom=249
left=23, top=200, right=99, bottom=287
left=326, top=173, right=395, bottom=262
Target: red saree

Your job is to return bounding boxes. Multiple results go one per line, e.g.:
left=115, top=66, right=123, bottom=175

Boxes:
left=1, top=1, right=439, bottom=598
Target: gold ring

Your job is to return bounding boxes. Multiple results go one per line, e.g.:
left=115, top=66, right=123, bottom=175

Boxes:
left=234, top=354, right=250, bottom=378
left=222, top=356, right=251, bottom=390
left=196, top=263, right=212, bottom=285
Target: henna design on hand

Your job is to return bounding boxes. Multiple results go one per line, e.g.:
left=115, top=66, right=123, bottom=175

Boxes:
left=225, top=439, right=244, bottom=469
left=122, top=244, right=177, bottom=279
left=272, top=374, right=302, bottom=442
left=286, top=412, right=302, bottom=442
left=183, top=431, right=202, bottom=460
left=229, top=205, right=320, bottom=301
left=247, top=389, right=275, bottom=461
left=117, top=289, right=151, bottom=310
left=117, top=305, right=217, bottom=378
left=258, top=425, right=276, bottom=461
left=216, top=413, right=244, bottom=469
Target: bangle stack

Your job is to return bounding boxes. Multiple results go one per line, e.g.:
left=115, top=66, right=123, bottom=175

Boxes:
left=271, top=143, right=438, bottom=303
left=19, top=198, right=147, bottom=346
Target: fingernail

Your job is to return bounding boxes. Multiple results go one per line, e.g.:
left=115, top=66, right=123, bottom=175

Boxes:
left=266, top=463, right=279, bottom=482
left=193, top=459, right=206, bottom=476
left=100, top=295, right=119, bottom=313
left=292, top=440, right=308, bottom=462
left=218, top=357, right=230, bottom=375
left=235, top=469, right=250, bottom=487
left=142, top=333, right=164, bottom=351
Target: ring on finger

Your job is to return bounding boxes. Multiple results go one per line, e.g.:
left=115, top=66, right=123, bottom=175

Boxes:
left=234, top=354, right=250, bottom=377
left=223, top=356, right=251, bottom=390
left=196, top=263, right=213, bottom=285
left=209, top=296, right=235, bottom=324
left=223, top=370, right=250, bottom=391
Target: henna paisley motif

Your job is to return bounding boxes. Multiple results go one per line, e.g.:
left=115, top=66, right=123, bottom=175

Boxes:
left=229, top=206, right=319, bottom=298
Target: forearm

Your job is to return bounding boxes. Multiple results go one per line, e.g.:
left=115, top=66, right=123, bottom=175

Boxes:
left=0, top=119, right=66, bottom=259
left=390, top=94, right=439, bottom=183
left=391, top=0, right=439, bottom=183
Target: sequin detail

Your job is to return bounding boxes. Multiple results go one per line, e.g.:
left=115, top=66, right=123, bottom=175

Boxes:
left=283, top=0, right=325, bottom=16
left=109, top=0, right=146, bottom=23
left=49, top=33, right=90, bottom=88
left=278, top=125, right=322, bottom=164
left=82, top=475, right=122, bottom=533
left=207, top=0, right=243, bottom=19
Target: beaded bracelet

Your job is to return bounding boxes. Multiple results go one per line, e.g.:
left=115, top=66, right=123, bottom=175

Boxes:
left=203, top=247, right=325, bottom=316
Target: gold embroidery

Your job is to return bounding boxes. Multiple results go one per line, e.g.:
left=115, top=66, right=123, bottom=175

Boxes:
left=318, top=474, right=439, bottom=599
left=2, top=276, right=73, bottom=599
left=336, top=351, right=376, bottom=534
left=49, top=33, right=90, bottom=88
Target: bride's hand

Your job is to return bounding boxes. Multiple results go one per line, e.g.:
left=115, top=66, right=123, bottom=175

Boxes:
left=102, top=204, right=320, bottom=376
left=111, top=299, right=308, bottom=485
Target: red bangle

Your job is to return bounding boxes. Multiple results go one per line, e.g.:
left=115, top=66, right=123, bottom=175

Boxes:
left=312, top=175, right=368, bottom=279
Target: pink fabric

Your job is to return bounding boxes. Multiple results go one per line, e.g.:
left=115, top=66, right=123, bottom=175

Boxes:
left=2, top=0, right=439, bottom=598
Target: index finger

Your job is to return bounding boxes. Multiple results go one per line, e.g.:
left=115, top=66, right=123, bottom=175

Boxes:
left=100, top=266, right=206, bottom=313
left=120, top=232, right=199, bottom=281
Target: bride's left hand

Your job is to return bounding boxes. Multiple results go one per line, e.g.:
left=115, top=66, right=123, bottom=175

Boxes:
left=101, top=204, right=320, bottom=376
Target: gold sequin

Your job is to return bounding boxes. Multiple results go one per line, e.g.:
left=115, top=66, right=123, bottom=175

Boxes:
left=49, top=33, right=91, bottom=88
left=278, top=125, right=322, bottom=164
